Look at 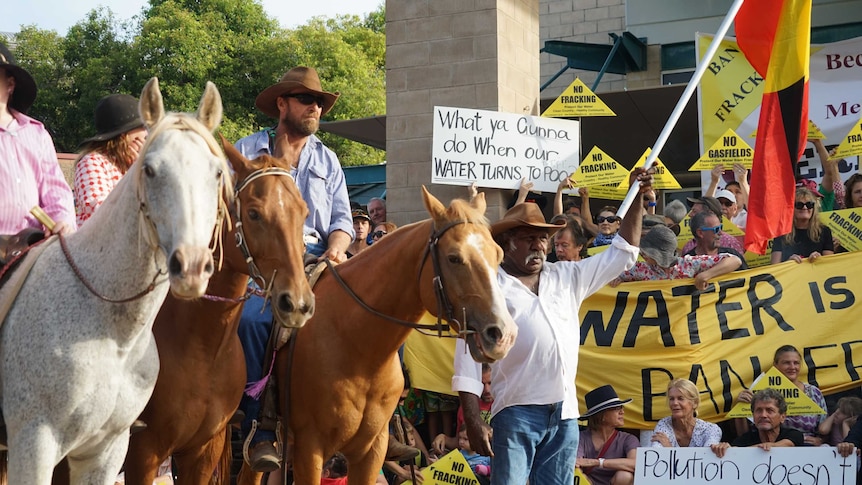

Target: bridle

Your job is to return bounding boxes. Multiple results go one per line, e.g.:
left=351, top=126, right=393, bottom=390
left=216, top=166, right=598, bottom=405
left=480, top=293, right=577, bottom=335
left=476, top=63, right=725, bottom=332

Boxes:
left=325, top=220, right=477, bottom=338
left=228, top=167, right=296, bottom=305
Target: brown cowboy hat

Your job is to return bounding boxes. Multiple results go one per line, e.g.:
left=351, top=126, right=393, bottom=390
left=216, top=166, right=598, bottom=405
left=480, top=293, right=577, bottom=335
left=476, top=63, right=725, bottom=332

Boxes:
left=491, top=203, right=564, bottom=239
left=255, top=66, right=340, bottom=118
left=0, top=41, right=37, bottom=114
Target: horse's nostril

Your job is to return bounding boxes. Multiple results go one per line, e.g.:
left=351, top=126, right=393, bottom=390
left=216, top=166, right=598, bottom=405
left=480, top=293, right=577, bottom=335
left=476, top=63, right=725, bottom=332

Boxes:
left=204, top=261, right=214, bottom=274
left=278, top=293, right=295, bottom=313
left=168, top=252, right=183, bottom=276
left=484, top=325, right=503, bottom=344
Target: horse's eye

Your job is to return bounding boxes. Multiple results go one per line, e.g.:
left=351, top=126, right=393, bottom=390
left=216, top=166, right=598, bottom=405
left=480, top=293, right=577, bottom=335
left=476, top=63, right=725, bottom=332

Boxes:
left=216, top=168, right=223, bottom=180
left=247, top=209, right=260, bottom=221
left=143, top=164, right=155, bottom=177
left=448, top=254, right=464, bottom=265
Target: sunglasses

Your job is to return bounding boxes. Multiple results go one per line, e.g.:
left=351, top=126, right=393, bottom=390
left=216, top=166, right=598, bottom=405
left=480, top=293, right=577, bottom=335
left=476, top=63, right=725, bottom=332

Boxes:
left=700, top=224, right=723, bottom=235
left=596, top=215, right=619, bottom=223
left=283, top=93, right=325, bottom=108
left=372, top=231, right=387, bottom=239
left=795, top=201, right=816, bottom=210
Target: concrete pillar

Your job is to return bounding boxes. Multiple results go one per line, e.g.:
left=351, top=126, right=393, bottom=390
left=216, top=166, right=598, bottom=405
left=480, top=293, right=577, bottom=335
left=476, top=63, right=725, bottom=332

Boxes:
left=385, top=0, right=541, bottom=226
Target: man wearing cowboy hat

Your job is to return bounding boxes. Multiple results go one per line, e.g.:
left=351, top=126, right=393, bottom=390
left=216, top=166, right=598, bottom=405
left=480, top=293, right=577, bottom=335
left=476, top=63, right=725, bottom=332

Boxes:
left=453, top=170, right=653, bottom=485
left=234, top=66, right=356, bottom=472
left=0, top=41, right=75, bottom=236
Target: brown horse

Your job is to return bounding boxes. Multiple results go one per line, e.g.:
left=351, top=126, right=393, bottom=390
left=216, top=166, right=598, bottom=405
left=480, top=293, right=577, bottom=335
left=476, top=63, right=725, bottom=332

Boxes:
left=121, top=139, right=314, bottom=484
left=238, top=188, right=518, bottom=485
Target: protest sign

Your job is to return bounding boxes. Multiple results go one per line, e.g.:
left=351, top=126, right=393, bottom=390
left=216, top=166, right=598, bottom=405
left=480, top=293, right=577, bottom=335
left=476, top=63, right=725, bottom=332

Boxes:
left=690, top=129, right=754, bottom=170
left=403, top=449, right=479, bottom=485
left=631, top=149, right=681, bottom=189
left=635, top=447, right=855, bottom=485
left=543, top=78, right=616, bottom=117
left=432, top=106, right=580, bottom=193
left=726, top=367, right=827, bottom=418
left=572, top=146, right=630, bottom=186
left=820, top=208, right=862, bottom=252
left=406, top=251, right=862, bottom=429
left=833, top=117, right=862, bottom=159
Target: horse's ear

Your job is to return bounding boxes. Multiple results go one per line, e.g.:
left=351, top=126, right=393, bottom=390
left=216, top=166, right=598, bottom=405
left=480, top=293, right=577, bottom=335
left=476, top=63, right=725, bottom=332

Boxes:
left=422, top=186, right=446, bottom=220
left=197, top=81, right=223, bottom=133
left=140, top=77, right=165, bottom=129
left=471, top=191, right=487, bottom=214
left=220, top=134, right=250, bottom=177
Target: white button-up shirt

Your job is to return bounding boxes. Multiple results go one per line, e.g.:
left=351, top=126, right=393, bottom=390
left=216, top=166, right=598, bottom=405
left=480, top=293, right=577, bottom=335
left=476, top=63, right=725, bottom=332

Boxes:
left=453, top=235, right=638, bottom=420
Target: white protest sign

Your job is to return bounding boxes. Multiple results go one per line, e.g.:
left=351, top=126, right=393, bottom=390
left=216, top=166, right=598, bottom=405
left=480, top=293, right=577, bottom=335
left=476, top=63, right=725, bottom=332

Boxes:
left=635, top=447, right=855, bottom=485
left=432, top=106, right=580, bottom=193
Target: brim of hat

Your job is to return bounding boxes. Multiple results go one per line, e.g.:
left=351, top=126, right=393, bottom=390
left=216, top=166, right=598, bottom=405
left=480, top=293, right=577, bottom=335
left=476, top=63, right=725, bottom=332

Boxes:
left=353, top=215, right=371, bottom=222
left=579, top=398, right=633, bottom=419
left=255, top=82, right=339, bottom=118
left=78, top=118, right=145, bottom=147
left=3, top=65, right=37, bottom=114
left=640, top=246, right=677, bottom=268
left=491, top=219, right=565, bottom=238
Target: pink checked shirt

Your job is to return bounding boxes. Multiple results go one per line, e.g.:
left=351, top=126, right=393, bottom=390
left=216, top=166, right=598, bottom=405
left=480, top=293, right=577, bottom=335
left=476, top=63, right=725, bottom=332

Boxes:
left=0, top=111, right=75, bottom=234
left=74, top=152, right=124, bottom=227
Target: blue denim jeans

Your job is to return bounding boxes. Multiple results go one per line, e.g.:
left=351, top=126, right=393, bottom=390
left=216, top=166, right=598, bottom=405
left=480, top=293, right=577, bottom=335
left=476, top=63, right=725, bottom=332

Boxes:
left=238, top=243, right=325, bottom=446
left=490, top=402, right=578, bottom=485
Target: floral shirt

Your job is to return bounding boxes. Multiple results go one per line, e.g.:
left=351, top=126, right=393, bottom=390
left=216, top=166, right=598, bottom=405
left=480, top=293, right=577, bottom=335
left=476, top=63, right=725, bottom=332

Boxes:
left=681, top=231, right=744, bottom=255
left=618, top=253, right=732, bottom=282
left=783, top=383, right=827, bottom=437
left=74, top=151, right=124, bottom=227
left=651, top=417, right=722, bottom=447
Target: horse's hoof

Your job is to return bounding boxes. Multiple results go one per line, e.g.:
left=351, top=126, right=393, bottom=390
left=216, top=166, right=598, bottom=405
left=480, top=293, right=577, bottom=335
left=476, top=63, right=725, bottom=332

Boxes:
left=248, top=441, right=281, bottom=472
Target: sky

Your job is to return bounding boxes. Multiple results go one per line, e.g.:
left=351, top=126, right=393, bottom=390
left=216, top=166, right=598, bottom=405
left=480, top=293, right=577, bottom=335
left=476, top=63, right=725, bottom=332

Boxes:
left=1, top=0, right=384, bottom=35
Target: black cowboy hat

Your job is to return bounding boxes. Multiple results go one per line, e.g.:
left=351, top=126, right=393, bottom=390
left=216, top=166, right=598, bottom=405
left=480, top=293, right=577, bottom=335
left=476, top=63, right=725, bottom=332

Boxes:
left=79, top=94, right=144, bottom=146
left=0, top=41, right=37, bottom=114
left=579, top=385, right=632, bottom=419
left=255, top=66, right=340, bottom=118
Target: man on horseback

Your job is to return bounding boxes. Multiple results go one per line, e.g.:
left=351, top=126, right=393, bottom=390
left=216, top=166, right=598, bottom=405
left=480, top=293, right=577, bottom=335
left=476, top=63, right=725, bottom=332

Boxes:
left=453, top=169, right=653, bottom=485
left=0, top=42, right=75, bottom=239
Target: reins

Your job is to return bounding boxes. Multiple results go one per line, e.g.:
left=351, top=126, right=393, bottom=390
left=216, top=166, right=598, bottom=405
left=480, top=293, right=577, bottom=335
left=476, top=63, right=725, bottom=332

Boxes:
left=58, top=233, right=165, bottom=304
left=324, top=220, right=477, bottom=338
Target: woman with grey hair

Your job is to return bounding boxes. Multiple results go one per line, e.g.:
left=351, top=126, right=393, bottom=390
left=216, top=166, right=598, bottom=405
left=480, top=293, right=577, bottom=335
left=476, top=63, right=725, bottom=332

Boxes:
left=651, top=378, right=722, bottom=448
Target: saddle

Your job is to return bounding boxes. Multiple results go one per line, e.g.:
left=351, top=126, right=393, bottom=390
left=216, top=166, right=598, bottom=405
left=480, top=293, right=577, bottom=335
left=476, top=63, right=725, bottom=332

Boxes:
left=0, top=228, right=45, bottom=270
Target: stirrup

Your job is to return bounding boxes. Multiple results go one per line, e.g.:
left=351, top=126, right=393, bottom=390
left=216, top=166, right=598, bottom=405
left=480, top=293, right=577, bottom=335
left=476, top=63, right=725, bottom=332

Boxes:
left=242, top=419, right=285, bottom=466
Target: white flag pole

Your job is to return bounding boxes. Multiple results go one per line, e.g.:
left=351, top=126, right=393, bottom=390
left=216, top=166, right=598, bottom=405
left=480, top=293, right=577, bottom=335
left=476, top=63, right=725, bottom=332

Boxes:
left=617, top=0, right=747, bottom=218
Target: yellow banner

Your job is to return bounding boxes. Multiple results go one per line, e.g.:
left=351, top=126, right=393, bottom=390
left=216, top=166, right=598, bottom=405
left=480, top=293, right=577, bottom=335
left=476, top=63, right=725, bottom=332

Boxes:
left=405, top=252, right=862, bottom=430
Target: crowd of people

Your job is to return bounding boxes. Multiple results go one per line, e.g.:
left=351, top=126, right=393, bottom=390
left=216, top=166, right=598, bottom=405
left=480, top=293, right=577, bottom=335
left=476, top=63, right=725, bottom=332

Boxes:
left=4, top=40, right=862, bottom=485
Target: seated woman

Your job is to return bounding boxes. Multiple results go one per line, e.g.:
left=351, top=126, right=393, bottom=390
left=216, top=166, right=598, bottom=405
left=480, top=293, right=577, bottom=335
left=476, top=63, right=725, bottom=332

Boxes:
left=651, top=378, right=722, bottom=448
left=576, top=385, right=638, bottom=485
left=735, top=345, right=828, bottom=445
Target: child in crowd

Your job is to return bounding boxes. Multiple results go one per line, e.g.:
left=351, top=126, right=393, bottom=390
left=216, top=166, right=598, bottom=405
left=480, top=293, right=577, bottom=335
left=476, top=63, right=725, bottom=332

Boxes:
left=458, top=426, right=491, bottom=482
left=820, top=397, right=862, bottom=446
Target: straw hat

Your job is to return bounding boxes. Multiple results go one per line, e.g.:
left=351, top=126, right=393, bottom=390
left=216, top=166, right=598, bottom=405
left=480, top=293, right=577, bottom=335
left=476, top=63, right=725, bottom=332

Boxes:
left=79, top=94, right=144, bottom=146
left=686, top=196, right=722, bottom=217
left=490, top=203, right=564, bottom=239
left=255, top=66, right=340, bottom=118
left=580, top=385, right=632, bottom=419
left=0, top=41, right=37, bottom=114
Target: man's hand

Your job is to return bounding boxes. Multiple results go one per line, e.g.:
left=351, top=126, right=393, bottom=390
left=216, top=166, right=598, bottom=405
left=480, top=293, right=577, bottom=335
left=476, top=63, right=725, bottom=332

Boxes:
left=318, top=246, right=348, bottom=263
left=711, top=164, right=725, bottom=184
left=465, top=417, right=493, bottom=457
left=710, top=442, right=730, bottom=458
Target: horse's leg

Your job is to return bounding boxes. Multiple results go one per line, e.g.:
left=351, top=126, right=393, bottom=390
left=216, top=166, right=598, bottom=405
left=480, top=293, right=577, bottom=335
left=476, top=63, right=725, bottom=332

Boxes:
left=173, top=428, right=228, bottom=485
left=235, top=461, right=264, bottom=485
left=122, top=431, right=166, bottom=485
left=67, top=433, right=129, bottom=485
left=346, top=432, right=388, bottom=485
left=7, top=426, right=62, bottom=485
left=291, top=441, right=325, bottom=485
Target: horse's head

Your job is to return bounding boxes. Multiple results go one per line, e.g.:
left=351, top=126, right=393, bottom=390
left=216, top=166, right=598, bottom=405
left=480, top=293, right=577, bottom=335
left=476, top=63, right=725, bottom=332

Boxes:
left=135, top=77, right=231, bottom=299
left=221, top=138, right=315, bottom=328
left=420, top=187, right=517, bottom=363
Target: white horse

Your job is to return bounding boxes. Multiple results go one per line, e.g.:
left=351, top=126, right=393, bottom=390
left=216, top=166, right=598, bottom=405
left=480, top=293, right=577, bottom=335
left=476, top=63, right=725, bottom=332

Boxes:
left=0, top=77, right=231, bottom=485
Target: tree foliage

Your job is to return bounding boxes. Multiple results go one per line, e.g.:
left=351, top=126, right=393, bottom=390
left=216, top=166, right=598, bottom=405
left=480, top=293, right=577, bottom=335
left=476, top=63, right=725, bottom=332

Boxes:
left=7, top=0, right=385, bottom=165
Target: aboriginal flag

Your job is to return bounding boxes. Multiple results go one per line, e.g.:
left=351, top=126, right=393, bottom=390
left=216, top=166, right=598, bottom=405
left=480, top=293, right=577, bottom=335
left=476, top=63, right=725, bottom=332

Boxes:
left=736, top=0, right=812, bottom=254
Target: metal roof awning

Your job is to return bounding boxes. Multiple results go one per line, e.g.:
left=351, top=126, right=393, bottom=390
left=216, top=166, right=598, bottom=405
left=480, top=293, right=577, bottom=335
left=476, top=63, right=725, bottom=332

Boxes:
left=320, top=116, right=387, bottom=151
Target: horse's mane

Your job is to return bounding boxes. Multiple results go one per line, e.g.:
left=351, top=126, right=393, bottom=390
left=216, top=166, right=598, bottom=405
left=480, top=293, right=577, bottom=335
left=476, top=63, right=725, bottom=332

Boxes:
left=445, top=197, right=489, bottom=227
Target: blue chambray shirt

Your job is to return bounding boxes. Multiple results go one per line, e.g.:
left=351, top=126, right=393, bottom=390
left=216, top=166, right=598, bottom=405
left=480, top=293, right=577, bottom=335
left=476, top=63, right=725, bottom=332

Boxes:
left=234, top=130, right=355, bottom=245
